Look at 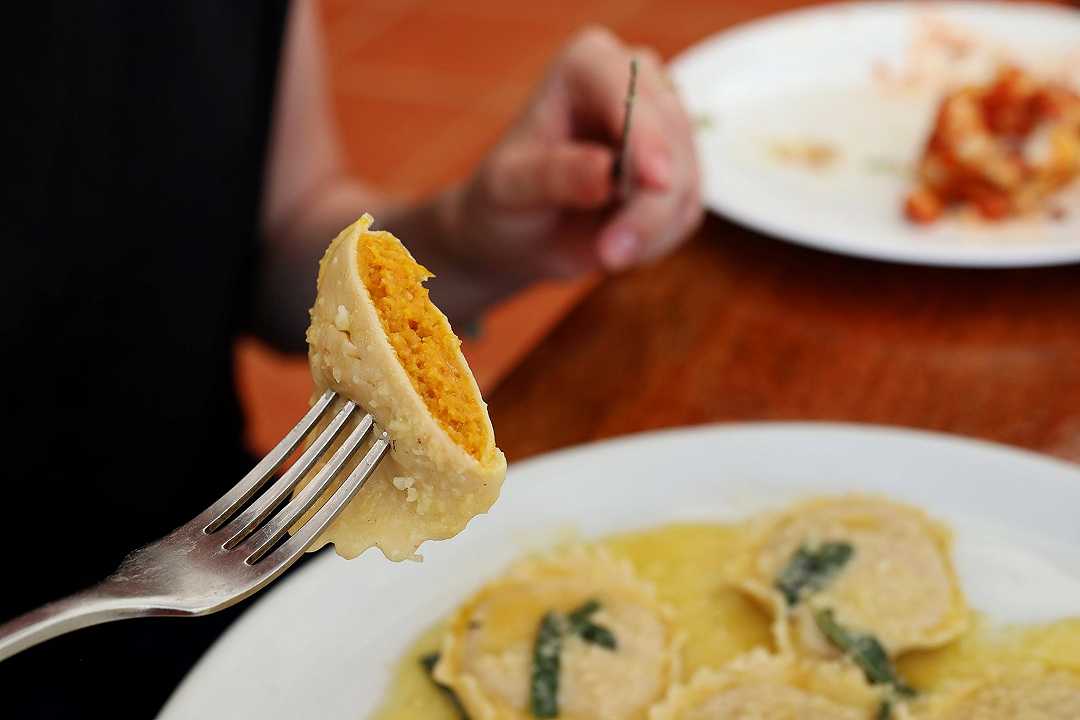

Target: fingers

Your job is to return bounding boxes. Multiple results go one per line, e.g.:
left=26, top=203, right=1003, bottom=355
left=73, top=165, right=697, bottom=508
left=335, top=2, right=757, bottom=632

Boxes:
left=626, top=49, right=703, bottom=266
left=557, top=30, right=674, bottom=190
left=461, top=27, right=703, bottom=280
left=484, top=141, right=614, bottom=211
left=611, top=81, right=702, bottom=266
left=632, top=46, right=686, bottom=122
left=562, top=65, right=672, bottom=194
left=557, top=30, right=691, bottom=192
left=598, top=183, right=701, bottom=271
left=553, top=28, right=702, bottom=270
left=623, top=103, right=676, bottom=193
left=604, top=181, right=703, bottom=270
left=558, top=27, right=637, bottom=139
left=602, top=108, right=702, bottom=270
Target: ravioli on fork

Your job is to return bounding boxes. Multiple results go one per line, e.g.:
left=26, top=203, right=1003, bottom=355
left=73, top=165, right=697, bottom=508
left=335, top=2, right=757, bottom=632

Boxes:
left=301, top=214, right=507, bottom=561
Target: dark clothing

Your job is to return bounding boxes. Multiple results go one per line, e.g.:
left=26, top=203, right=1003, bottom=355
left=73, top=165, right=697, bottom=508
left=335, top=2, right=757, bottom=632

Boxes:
left=4, top=2, right=289, bottom=716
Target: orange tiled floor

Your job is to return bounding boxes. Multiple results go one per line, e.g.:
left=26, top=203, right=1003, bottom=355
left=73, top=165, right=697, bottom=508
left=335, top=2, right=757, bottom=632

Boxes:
left=236, top=0, right=816, bottom=455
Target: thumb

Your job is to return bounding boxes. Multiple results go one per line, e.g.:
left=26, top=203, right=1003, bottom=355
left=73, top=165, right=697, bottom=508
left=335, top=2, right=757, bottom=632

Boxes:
left=485, top=141, right=614, bottom=211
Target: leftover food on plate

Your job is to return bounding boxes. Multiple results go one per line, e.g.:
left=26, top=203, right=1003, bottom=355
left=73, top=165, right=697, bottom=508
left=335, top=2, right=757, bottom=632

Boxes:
left=769, top=139, right=840, bottom=171
left=300, top=214, right=506, bottom=561
left=905, top=66, right=1080, bottom=224
left=374, top=494, right=1079, bottom=719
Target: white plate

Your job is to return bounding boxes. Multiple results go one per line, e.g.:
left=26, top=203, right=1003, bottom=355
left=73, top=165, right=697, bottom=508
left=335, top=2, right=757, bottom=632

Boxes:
left=669, top=1, right=1080, bottom=267
left=161, top=423, right=1080, bottom=719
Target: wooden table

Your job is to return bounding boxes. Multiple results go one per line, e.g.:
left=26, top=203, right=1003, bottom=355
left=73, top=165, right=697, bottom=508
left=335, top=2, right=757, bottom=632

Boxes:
left=304, top=0, right=1080, bottom=467
left=488, top=215, right=1080, bottom=464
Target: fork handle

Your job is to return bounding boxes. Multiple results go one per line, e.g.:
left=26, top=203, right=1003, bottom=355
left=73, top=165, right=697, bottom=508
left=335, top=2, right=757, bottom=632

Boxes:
left=0, top=584, right=161, bottom=662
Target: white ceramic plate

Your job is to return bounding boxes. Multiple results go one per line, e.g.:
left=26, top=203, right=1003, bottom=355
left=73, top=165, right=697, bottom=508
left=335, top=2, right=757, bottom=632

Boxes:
left=161, top=423, right=1080, bottom=719
left=669, top=1, right=1080, bottom=267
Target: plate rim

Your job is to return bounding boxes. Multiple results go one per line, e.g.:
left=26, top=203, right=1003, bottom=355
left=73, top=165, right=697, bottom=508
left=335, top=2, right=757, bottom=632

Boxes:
left=504, top=420, right=1080, bottom=481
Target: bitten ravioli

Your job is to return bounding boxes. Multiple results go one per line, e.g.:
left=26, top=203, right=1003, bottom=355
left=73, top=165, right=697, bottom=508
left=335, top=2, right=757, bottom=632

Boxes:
left=649, top=649, right=887, bottom=720
left=433, top=548, right=680, bottom=720
left=735, top=496, right=968, bottom=657
left=302, top=214, right=506, bottom=561
left=912, top=668, right=1080, bottom=720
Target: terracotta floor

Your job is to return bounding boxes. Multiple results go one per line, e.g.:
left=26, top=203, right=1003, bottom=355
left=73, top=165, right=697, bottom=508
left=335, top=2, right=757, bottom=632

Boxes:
left=236, top=0, right=818, bottom=455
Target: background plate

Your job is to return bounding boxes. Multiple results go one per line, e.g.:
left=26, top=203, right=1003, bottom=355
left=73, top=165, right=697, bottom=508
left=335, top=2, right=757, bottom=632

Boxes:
left=670, top=1, right=1080, bottom=267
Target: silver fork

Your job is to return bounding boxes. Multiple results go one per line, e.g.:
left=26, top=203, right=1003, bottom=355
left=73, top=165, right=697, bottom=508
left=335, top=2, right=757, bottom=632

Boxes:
left=0, top=390, right=387, bottom=662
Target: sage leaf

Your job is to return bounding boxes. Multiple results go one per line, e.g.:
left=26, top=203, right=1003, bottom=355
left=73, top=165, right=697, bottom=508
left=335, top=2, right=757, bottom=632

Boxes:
left=775, top=542, right=854, bottom=606
left=813, top=608, right=916, bottom=697
left=567, top=599, right=617, bottom=651
left=419, top=652, right=471, bottom=720
left=530, top=612, right=563, bottom=718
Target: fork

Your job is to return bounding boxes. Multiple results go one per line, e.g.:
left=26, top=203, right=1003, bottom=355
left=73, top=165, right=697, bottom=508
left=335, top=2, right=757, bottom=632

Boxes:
left=0, top=389, right=387, bottom=662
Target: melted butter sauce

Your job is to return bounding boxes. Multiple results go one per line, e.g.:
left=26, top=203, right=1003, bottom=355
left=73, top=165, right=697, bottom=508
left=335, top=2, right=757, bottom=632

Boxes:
left=372, top=523, right=1080, bottom=719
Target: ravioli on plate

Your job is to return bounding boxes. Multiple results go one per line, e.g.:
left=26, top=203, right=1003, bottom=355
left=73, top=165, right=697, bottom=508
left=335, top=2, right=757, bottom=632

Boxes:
left=650, top=649, right=887, bottom=720
left=433, top=548, right=681, bottom=720
left=734, top=495, right=969, bottom=658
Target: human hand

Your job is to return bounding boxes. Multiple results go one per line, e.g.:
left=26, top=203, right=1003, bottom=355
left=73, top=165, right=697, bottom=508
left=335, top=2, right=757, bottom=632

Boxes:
left=441, top=27, right=703, bottom=281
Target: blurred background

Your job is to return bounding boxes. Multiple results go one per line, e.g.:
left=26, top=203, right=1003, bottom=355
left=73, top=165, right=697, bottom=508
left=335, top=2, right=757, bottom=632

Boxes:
left=237, top=0, right=823, bottom=456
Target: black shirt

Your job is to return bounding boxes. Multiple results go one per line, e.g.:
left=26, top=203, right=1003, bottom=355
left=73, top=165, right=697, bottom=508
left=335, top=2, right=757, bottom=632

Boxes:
left=4, top=2, right=289, bottom=715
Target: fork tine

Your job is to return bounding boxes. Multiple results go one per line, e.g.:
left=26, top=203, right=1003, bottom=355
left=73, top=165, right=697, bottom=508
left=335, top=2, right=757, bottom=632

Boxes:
left=241, top=413, right=376, bottom=563
left=252, top=431, right=391, bottom=567
left=220, top=400, right=358, bottom=549
left=201, top=390, right=337, bottom=532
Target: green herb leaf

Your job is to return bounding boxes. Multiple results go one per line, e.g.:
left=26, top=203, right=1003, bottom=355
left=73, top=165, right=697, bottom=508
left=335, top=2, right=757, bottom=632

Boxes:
left=530, top=613, right=563, bottom=718
left=876, top=698, right=893, bottom=720
left=419, top=652, right=471, bottom=720
left=529, top=601, right=620, bottom=716
left=775, top=541, right=854, bottom=606
left=566, top=599, right=601, bottom=630
left=565, top=599, right=617, bottom=651
left=813, top=609, right=916, bottom=697
left=420, top=651, right=439, bottom=673
left=578, top=622, right=618, bottom=650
